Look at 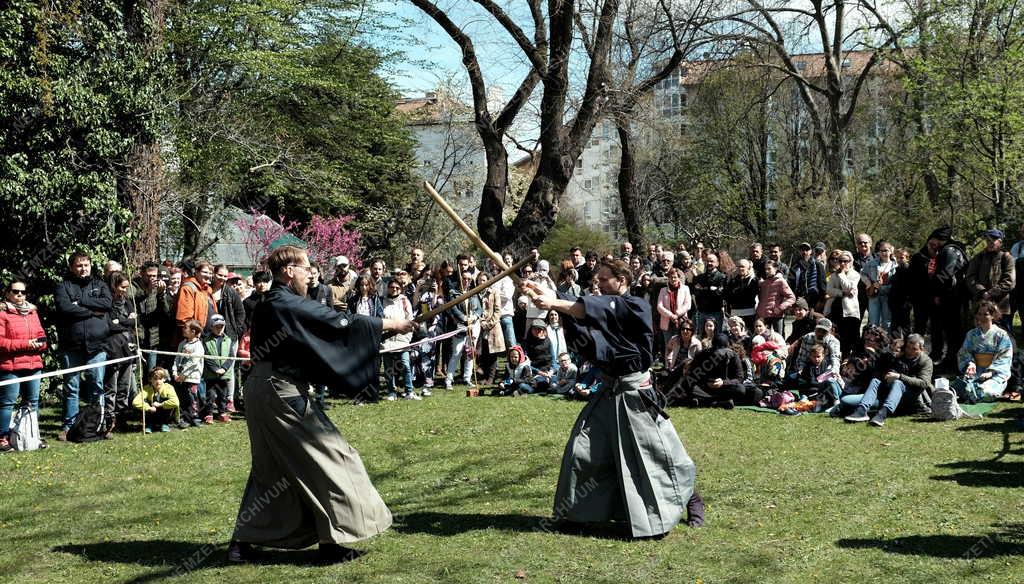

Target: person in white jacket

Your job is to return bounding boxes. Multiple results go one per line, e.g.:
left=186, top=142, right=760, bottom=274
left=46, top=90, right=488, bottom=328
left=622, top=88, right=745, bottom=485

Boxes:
left=825, top=250, right=861, bottom=358
left=656, top=269, right=691, bottom=361
left=381, top=280, right=419, bottom=400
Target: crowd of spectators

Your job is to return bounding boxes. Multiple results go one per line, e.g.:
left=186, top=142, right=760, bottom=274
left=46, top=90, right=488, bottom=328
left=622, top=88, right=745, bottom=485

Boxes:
left=1, top=223, right=1021, bottom=450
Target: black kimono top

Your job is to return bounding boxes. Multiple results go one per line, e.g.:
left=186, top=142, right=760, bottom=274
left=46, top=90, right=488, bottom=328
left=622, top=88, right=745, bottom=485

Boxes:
left=251, top=283, right=383, bottom=391
left=559, top=292, right=654, bottom=376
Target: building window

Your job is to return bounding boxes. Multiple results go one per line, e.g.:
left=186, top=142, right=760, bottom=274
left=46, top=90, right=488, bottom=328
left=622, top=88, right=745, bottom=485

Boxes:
left=584, top=179, right=593, bottom=190
left=576, top=157, right=583, bottom=170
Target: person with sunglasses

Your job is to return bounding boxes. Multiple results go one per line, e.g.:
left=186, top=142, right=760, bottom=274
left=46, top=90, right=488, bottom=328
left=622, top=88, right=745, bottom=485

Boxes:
left=824, top=250, right=862, bottom=358
left=0, top=280, right=48, bottom=451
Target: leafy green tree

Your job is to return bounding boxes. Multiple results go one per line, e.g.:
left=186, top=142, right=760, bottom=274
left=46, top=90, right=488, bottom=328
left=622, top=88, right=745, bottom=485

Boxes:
left=164, top=0, right=417, bottom=258
left=0, top=1, right=159, bottom=286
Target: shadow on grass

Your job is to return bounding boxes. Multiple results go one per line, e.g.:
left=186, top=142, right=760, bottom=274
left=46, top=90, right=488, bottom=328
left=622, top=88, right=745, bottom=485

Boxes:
left=930, top=458, right=1024, bottom=488
left=393, top=511, right=633, bottom=540
left=836, top=523, right=1024, bottom=559
left=53, top=539, right=348, bottom=583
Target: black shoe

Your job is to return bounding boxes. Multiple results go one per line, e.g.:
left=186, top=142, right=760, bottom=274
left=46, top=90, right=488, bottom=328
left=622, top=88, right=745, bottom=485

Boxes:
left=318, top=543, right=365, bottom=564
left=869, top=408, right=889, bottom=427
left=844, top=406, right=870, bottom=423
left=227, top=540, right=254, bottom=563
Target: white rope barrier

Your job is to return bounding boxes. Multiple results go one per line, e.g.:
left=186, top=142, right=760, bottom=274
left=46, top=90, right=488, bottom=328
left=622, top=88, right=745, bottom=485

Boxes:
left=0, top=354, right=140, bottom=388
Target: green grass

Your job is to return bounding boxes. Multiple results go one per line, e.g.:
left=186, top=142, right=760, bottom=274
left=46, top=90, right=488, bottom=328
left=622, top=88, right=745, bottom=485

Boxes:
left=2, top=393, right=1023, bottom=583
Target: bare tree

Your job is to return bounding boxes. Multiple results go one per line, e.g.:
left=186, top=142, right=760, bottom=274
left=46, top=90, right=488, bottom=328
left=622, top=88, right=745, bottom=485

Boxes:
left=410, top=0, right=624, bottom=253
left=720, top=0, right=917, bottom=195
left=587, top=0, right=716, bottom=251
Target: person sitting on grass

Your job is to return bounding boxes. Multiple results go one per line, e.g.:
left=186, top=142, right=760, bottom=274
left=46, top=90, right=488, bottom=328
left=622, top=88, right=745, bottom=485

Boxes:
left=550, top=352, right=578, bottom=395
left=841, top=333, right=934, bottom=426
left=523, top=319, right=556, bottom=393
left=202, top=314, right=234, bottom=423
left=133, top=367, right=180, bottom=433
left=956, top=300, right=1014, bottom=402
left=840, top=325, right=890, bottom=397
left=790, top=318, right=841, bottom=376
left=172, top=319, right=205, bottom=428
left=685, top=334, right=763, bottom=408
left=495, top=345, right=532, bottom=396
left=788, top=343, right=842, bottom=409
left=571, top=361, right=603, bottom=400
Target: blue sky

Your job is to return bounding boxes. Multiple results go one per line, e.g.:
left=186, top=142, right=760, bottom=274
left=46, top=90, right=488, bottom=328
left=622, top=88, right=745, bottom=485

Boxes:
left=375, top=2, right=533, bottom=98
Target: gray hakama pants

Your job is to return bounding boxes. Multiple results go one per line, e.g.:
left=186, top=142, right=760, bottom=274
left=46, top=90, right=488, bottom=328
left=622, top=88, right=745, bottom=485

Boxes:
left=232, top=362, right=392, bottom=548
left=553, top=370, right=696, bottom=537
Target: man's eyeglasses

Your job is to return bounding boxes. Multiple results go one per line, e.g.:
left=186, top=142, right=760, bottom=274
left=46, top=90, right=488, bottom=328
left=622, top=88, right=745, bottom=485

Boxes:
left=288, top=264, right=311, bottom=272
left=9, top=289, right=26, bottom=295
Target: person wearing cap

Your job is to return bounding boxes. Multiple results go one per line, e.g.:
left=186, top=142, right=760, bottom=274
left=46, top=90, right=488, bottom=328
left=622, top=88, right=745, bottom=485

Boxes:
left=922, top=226, right=971, bottom=371
left=791, top=317, right=841, bottom=375
left=203, top=313, right=234, bottom=423
left=522, top=318, right=556, bottom=393
left=213, top=264, right=247, bottom=412
left=328, top=256, right=356, bottom=312
left=788, top=242, right=826, bottom=311
left=786, top=298, right=822, bottom=346
left=824, top=249, right=862, bottom=358
left=965, top=228, right=1015, bottom=332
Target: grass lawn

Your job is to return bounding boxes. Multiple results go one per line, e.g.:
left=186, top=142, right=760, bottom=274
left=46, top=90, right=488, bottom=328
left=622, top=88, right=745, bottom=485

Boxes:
left=2, top=392, right=1023, bottom=583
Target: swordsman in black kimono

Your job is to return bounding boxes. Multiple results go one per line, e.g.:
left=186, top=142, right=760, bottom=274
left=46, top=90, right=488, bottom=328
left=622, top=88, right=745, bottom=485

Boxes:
left=228, top=245, right=415, bottom=563
left=525, top=259, right=703, bottom=537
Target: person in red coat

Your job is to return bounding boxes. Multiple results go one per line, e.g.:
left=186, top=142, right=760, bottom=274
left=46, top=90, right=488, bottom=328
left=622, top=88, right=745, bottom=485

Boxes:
left=0, top=280, right=47, bottom=451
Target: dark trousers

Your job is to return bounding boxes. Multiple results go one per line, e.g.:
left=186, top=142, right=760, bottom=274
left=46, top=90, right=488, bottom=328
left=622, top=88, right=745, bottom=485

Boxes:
left=912, top=301, right=930, bottom=336
left=103, top=361, right=136, bottom=427
left=689, top=382, right=763, bottom=406
left=837, top=316, right=861, bottom=358
left=205, top=378, right=229, bottom=416
left=142, top=407, right=176, bottom=429
left=176, top=383, right=204, bottom=422
left=929, top=298, right=964, bottom=364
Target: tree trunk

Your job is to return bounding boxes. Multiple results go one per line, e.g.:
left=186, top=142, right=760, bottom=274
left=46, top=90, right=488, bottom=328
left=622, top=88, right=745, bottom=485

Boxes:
left=506, top=157, right=570, bottom=254
left=121, top=0, right=165, bottom=264
left=476, top=139, right=510, bottom=250
left=615, top=115, right=644, bottom=252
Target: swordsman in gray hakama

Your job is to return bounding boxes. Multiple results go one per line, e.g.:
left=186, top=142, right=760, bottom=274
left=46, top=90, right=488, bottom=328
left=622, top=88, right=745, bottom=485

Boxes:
left=228, top=246, right=415, bottom=563
left=525, top=259, right=700, bottom=538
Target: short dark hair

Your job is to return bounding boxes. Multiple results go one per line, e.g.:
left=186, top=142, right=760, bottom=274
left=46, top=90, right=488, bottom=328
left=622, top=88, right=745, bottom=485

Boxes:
left=455, top=254, right=471, bottom=263
left=141, top=261, right=160, bottom=273
left=68, top=251, right=91, bottom=266
left=597, top=259, right=633, bottom=285
left=252, top=271, right=272, bottom=284
left=570, top=246, right=582, bottom=254
left=586, top=251, right=599, bottom=261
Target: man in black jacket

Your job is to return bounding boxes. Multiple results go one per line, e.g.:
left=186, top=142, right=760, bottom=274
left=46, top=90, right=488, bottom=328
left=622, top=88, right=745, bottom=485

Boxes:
left=54, top=251, right=113, bottom=440
left=788, top=242, right=826, bottom=310
left=214, top=264, right=248, bottom=412
left=692, top=252, right=727, bottom=334
left=923, top=226, right=970, bottom=372
left=134, top=261, right=173, bottom=374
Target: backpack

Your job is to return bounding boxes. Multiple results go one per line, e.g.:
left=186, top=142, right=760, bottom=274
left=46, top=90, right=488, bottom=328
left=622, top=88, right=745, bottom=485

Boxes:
left=8, top=405, right=41, bottom=451
left=66, top=402, right=106, bottom=443
left=931, top=380, right=963, bottom=421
